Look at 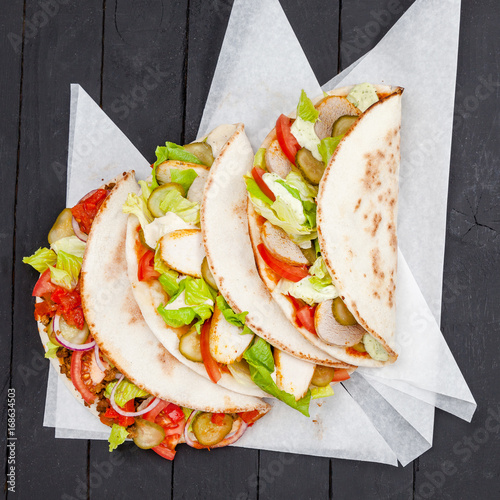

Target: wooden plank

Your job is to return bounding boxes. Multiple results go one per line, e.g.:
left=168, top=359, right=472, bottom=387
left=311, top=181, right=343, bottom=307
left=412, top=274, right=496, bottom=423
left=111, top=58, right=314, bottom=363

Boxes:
left=414, top=0, right=500, bottom=498
left=88, top=1, right=188, bottom=497
left=11, top=1, right=103, bottom=497
left=1, top=0, right=24, bottom=493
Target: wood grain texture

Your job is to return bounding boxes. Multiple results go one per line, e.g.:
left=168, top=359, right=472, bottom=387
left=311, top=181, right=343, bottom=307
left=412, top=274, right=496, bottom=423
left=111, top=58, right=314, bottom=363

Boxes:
left=10, top=0, right=103, bottom=497
left=414, top=0, right=500, bottom=498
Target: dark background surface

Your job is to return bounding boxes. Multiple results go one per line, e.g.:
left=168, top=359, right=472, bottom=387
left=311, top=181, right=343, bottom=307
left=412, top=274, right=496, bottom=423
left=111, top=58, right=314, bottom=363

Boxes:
left=2, top=0, right=499, bottom=499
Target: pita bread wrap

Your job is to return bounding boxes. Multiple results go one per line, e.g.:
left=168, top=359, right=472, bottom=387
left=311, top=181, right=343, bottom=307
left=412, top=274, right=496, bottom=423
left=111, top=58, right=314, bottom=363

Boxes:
left=81, top=171, right=269, bottom=414
left=246, top=85, right=402, bottom=367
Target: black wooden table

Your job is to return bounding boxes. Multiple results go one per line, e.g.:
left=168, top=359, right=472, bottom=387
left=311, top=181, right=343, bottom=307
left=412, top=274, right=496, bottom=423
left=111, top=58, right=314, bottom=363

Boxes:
left=2, top=1, right=499, bottom=498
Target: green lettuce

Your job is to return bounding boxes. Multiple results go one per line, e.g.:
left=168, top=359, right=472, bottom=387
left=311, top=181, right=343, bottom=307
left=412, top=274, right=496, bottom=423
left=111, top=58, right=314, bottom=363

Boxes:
left=311, top=385, right=334, bottom=400
left=182, top=407, right=193, bottom=420
left=275, top=179, right=317, bottom=229
left=51, top=236, right=86, bottom=258
left=309, top=257, right=332, bottom=287
left=49, top=250, right=82, bottom=290
left=158, top=189, right=200, bottom=225
left=157, top=304, right=213, bottom=332
left=244, top=175, right=273, bottom=206
left=152, top=142, right=203, bottom=189
left=184, top=277, right=217, bottom=305
left=243, top=338, right=311, bottom=417
left=23, top=247, right=57, bottom=273
left=296, top=89, right=319, bottom=123
left=170, top=168, right=198, bottom=194
left=154, top=247, right=180, bottom=297
left=138, top=180, right=153, bottom=203
left=216, top=295, right=253, bottom=335
left=104, top=379, right=150, bottom=408
left=123, top=192, right=153, bottom=230
left=44, top=340, right=60, bottom=359
left=253, top=148, right=266, bottom=168
left=318, top=135, right=344, bottom=165
left=108, top=424, right=129, bottom=452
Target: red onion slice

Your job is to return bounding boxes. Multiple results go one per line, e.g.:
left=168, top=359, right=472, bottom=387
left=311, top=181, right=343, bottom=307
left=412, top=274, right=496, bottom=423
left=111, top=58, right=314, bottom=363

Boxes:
left=53, top=314, right=95, bottom=351
left=93, top=343, right=107, bottom=372
left=184, top=411, right=248, bottom=449
left=72, top=216, right=88, bottom=242
left=109, top=375, right=161, bottom=417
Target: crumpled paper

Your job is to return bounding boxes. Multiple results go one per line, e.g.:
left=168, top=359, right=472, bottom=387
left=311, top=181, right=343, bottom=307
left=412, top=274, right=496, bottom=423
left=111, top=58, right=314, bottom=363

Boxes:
left=45, top=0, right=475, bottom=466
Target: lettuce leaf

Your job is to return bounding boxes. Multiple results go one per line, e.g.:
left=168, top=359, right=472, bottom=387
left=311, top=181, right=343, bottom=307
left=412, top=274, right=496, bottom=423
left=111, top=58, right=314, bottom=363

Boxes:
left=108, top=424, right=129, bottom=452
left=104, top=379, right=150, bottom=408
left=243, top=338, right=311, bottom=416
left=253, top=148, right=266, bottom=168
left=182, top=407, right=193, bottom=420
left=139, top=180, right=153, bottom=203
left=284, top=276, right=337, bottom=306
left=245, top=175, right=273, bottom=206
left=215, top=295, right=253, bottom=335
left=49, top=250, right=82, bottom=290
left=170, top=168, right=198, bottom=194
left=311, top=385, right=334, bottom=400
left=51, top=236, right=86, bottom=258
left=157, top=303, right=213, bottom=332
left=184, top=277, right=217, bottom=305
left=152, top=142, right=203, bottom=189
left=44, top=340, right=60, bottom=359
left=123, top=192, right=153, bottom=230
left=296, top=89, right=318, bottom=123
left=158, top=189, right=200, bottom=225
left=158, top=273, right=180, bottom=298
left=309, top=257, right=332, bottom=286
left=23, top=247, right=57, bottom=273
left=318, top=135, right=344, bottom=165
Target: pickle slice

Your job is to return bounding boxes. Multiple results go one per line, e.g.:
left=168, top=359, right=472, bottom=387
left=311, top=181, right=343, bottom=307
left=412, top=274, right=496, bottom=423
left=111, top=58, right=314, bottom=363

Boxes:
left=201, top=257, right=218, bottom=291
left=192, top=412, right=233, bottom=446
left=48, top=208, right=75, bottom=244
left=331, top=115, right=358, bottom=137
left=179, top=328, right=203, bottom=362
left=147, top=183, right=186, bottom=218
left=351, top=342, right=366, bottom=353
left=183, top=142, right=214, bottom=167
left=58, top=316, right=90, bottom=345
left=132, top=419, right=165, bottom=449
left=300, top=246, right=317, bottom=265
left=295, top=148, right=325, bottom=185
left=311, top=365, right=335, bottom=387
left=331, top=297, right=358, bottom=326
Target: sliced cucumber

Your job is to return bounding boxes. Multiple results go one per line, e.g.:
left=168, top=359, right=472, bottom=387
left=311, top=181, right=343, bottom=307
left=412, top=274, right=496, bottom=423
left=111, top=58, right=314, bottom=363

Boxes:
left=331, top=297, right=358, bottom=326
left=311, top=365, right=335, bottom=387
left=183, top=142, right=214, bottom=167
left=147, top=183, right=186, bottom=218
left=58, top=316, right=90, bottom=345
left=179, top=328, right=203, bottom=362
left=132, top=419, right=165, bottom=449
left=295, top=148, right=325, bottom=185
left=48, top=208, right=75, bottom=244
left=331, top=115, right=358, bottom=137
left=192, top=412, right=233, bottom=446
left=201, top=257, right=218, bottom=291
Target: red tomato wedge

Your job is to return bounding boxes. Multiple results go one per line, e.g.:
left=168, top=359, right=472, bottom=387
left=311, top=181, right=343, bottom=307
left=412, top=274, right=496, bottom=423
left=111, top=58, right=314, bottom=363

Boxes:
left=165, top=403, right=185, bottom=423
left=332, top=369, right=351, bottom=383
left=200, top=320, right=221, bottom=384
left=251, top=166, right=276, bottom=202
left=211, top=413, right=226, bottom=426
left=33, top=269, right=58, bottom=297
left=239, top=410, right=261, bottom=426
left=152, top=445, right=176, bottom=461
left=71, top=350, right=96, bottom=405
left=143, top=400, right=169, bottom=422
left=295, top=305, right=317, bottom=335
left=257, top=244, right=309, bottom=283
left=276, top=114, right=300, bottom=164
left=118, top=400, right=135, bottom=427
left=137, top=249, right=160, bottom=281
left=71, top=189, right=109, bottom=234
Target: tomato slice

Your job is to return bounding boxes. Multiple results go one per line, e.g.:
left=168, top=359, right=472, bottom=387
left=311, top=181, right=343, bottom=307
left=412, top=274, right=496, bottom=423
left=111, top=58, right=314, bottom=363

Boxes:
left=286, top=294, right=303, bottom=312
left=151, top=445, right=176, bottom=461
left=71, top=350, right=96, bottom=405
left=117, top=400, right=135, bottom=427
left=138, top=249, right=160, bottom=281
left=165, top=403, right=185, bottom=423
left=51, top=288, right=85, bottom=329
left=71, top=189, right=109, bottom=234
left=33, top=269, right=58, bottom=297
left=211, top=413, right=226, bottom=425
left=332, top=368, right=351, bottom=383
left=143, top=400, right=169, bottom=422
left=200, top=320, right=221, bottom=384
left=251, top=167, right=276, bottom=202
left=296, top=305, right=317, bottom=335
left=276, top=114, right=300, bottom=164
left=257, top=244, right=309, bottom=283
left=238, top=410, right=261, bottom=426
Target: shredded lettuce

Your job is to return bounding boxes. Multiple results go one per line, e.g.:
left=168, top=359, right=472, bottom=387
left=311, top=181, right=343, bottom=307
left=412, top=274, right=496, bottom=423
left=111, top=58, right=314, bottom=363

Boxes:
left=182, top=407, right=193, bottom=420
left=123, top=192, right=153, bottom=230
left=44, top=340, right=60, bottom=359
left=184, top=277, right=217, bottom=305
left=309, top=257, right=332, bottom=286
left=49, top=250, right=82, bottom=290
left=139, top=180, right=153, bottom=203
left=243, top=338, right=311, bottom=416
left=23, top=247, right=57, bottom=273
left=318, top=135, right=344, bottom=165
left=108, top=424, right=129, bottom=452
left=296, top=89, right=319, bottom=123
left=51, top=236, right=86, bottom=258
left=227, top=361, right=256, bottom=387
left=154, top=247, right=180, bottom=297
left=152, top=142, right=203, bottom=189
left=170, top=168, right=198, bottom=194
left=158, top=189, right=200, bottom=225
left=157, top=303, right=213, bottom=332
left=244, top=175, right=273, bottom=206
left=311, top=385, right=334, bottom=400
left=253, top=148, right=266, bottom=168
left=215, top=295, right=253, bottom=335
left=104, top=379, right=150, bottom=408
